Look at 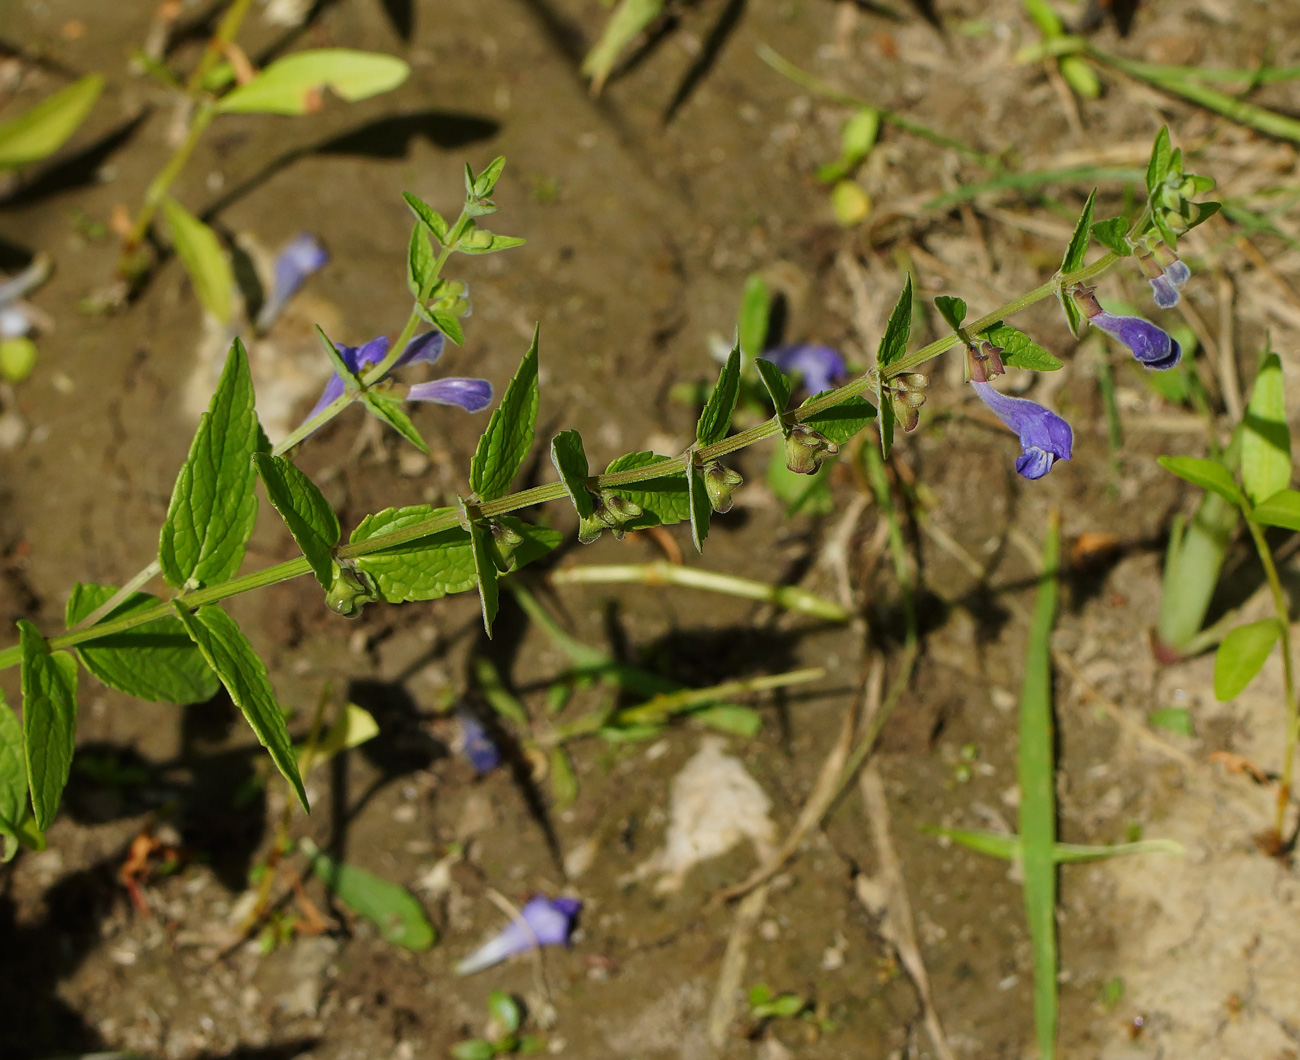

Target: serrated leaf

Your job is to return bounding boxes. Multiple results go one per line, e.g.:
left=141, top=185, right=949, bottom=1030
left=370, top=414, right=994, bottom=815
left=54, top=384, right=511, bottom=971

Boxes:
left=754, top=358, right=792, bottom=430
left=66, top=584, right=219, bottom=704
left=1146, top=126, right=1172, bottom=198
left=407, top=222, right=434, bottom=299
left=18, top=621, right=78, bottom=831
left=738, top=274, right=770, bottom=359
left=687, top=466, right=711, bottom=552
left=549, top=745, right=578, bottom=808
left=1241, top=350, right=1290, bottom=505
left=301, top=837, right=435, bottom=950
left=605, top=452, right=691, bottom=527
left=468, top=520, right=500, bottom=636
left=0, top=691, right=29, bottom=846
left=799, top=391, right=877, bottom=445
left=402, top=192, right=448, bottom=244
left=215, top=49, right=409, bottom=114
left=550, top=429, right=595, bottom=519
left=350, top=506, right=478, bottom=602
left=430, top=310, right=464, bottom=346
left=696, top=346, right=742, bottom=447
left=0, top=74, right=103, bottom=170
left=1214, top=618, right=1281, bottom=700
left=978, top=322, right=1064, bottom=371
left=174, top=604, right=307, bottom=810
left=159, top=339, right=259, bottom=588
left=161, top=197, right=233, bottom=324
left=1060, top=188, right=1097, bottom=276
left=934, top=295, right=966, bottom=331
left=254, top=455, right=341, bottom=589
left=1157, top=455, right=1244, bottom=506
left=876, top=277, right=913, bottom=368
left=471, top=332, right=539, bottom=500
left=1090, top=217, right=1131, bottom=256
left=1250, top=488, right=1300, bottom=531
left=362, top=390, right=429, bottom=452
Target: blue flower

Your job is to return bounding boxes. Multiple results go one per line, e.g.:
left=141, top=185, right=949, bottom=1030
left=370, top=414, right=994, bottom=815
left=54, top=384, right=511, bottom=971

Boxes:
left=1138, top=245, right=1190, bottom=310
left=971, top=381, right=1073, bottom=480
left=257, top=233, right=329, bottom=330
left=759, top=344, right=848, bottom=395
left=457, top=709, right=500, bottom=775
left=1074, top=288, right=1181, bottom=370
left=455, top=895, right=582, bottom=975
left=303, top=330, right=492, bottom=425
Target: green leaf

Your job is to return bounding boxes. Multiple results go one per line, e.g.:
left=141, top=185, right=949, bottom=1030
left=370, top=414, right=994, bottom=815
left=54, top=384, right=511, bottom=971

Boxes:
left=687, top=466, right=711, bottom=553
left=470, top=331, right=539, bottom=501
left=457, top=223, right=526, bottom=255
left=402, top=192, right=449, bottom=244
left=1241, top=350, right=1290, bottom=505
left=350, top=506, right=477, bottom=602
left=754, top=359, right=792, bottom=429
left=549, top=745, right=578, bottom=809
left=690, top=704, right=763, bottom=737
left=18, top=621, right=78, bottom=831
left=1250, top=487, right=1300, bottom=531
left=1157, top=455, right=1244, bottom=506
left=215, top=49, right=409, bottom=114
left=1148, top=707, right=1193, bottom=737
left=799, top=391, right=877, bottom=445
left=407, top=222, right=434, bottom=299
left=0, top=691, right=31, bottom=850
left=581, top=0, right=664, bottom=89
left=450, top=1041, right=497, bottom=1060
left=978, top=322, right=1064, bottom=371
left=430, top=310, right=464, bottom=346
left=1146, top=126, right=1172, bottom=198
left=767, top=447, right=834, bottom=517
left=161, top=197, right=233, bottom=324
left=254, top=455, right=341, bottom=589
left=816, top=107, right=879, bottom=182
left=876, top=276, right=913, bottom=369
left=604, top=452, right=691, bottom=528
left=0, top=74, right=103, bottom=170
left=159, top=339, right=259, bottom=588
left=1090, top=217, right=1131, bottom=256
left=174, top=605, right=307, bottom=810
left=300, top=837, right=435, bottom=950
left=1214, top=618, right=1281, bottom=700
left=315, top=325, right=361, bottom=388
left=495, top=516, right=563, bottom=570
left=1058, top=189, right=1097, bottom=338
left=362, top=390, right=429, bottom=453
left=473, top=156, right=507, bottom=198
left=934, top=295, right=966, bottom=331
left=696, top=346, right=742, bottom=446
left=65, top=584, right=220, bottom=704
left=550, top=429, right=595, bottom=519
left=738, top=274, right=770, bottom=359
left=927, top=826, right=1021, bottom=860
left=878, top=393, right=895, bottom=459
left=488, top=990, right=522, bottom=1035
left=469, top=520, right=500, bottom=636
left=300, top=703, right=379, bottom=769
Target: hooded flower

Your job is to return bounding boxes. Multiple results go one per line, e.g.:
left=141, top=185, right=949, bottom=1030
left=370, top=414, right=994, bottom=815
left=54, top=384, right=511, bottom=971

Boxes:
left=1137, top=245, right=1191, bottom=310
left=1073, top=287, right=1181, bottom=370
left=302, top=330, right=492, bottom=426
left=455, top=895, right=582, bottom=976
left=257, top=232, right=329, bottom=330
left=971, top=381, right=1073, bottom=480
left=759, top=344, right=848, bottom=395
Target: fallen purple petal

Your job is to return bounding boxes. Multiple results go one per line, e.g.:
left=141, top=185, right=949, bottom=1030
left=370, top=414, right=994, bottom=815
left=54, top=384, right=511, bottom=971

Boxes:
left=455, top=895, right=582, bottom=975
left=971, top=381, right=1073, bottom=480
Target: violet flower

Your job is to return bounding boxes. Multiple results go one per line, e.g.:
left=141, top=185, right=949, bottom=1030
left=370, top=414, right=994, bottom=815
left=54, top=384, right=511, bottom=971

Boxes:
left=257, top=232, right=329, bottom=330
left=455, top=895, right=582, bottom=976
left=457, top=709, right=500, bottom=775
left=302, top=330, right=492, bottom=426
left=1138, top=246, right=1191, bottom=310
left=759, top=344, right=848, bottom=395
left=971, top=381, right=1073, bottom=480
left=1073, top=288, right=1181, bottom=370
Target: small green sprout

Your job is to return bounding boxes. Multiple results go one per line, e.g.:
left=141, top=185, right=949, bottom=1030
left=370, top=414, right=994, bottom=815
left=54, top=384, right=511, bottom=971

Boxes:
left=451, top=991, right=545, bottom=1058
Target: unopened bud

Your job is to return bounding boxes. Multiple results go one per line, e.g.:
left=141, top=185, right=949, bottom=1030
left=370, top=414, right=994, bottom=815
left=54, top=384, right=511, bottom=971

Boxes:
left=890, top=391, right=921, bottom=432
left=784, top=424, right=840, bottom=475
left=489, top=519, right=525, bottom=572
left=577, top=492, right=644, bottom=544
left=326, top=564, right=378, bottom=618
left=702, top=462, right=744, bottom=513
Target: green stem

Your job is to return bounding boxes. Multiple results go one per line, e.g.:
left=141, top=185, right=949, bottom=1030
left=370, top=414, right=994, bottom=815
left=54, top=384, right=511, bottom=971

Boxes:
left=0, top=251, right=1124, bottom=673
left=185, top=0, right=257, bottom=95
left=1243, top=517, right=1299, bottom=834
left=121, top=102, right=215, bottom=257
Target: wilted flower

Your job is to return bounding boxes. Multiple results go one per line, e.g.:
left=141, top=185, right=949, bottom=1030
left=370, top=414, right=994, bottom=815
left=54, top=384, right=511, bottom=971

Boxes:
left=257, top=232, right=329, bottom=330
left=1073, top=287, right=1181, bottom=370
left=457, top=709, right=500, bottom=775
left=971, top=381, right=1073, bottom=480
left=784, top=424, right=839, bottom=475
left=455, top=895, right=581, bottom=976
left=759, top=344, right=848, bottom=395
left=303, top=330, right=492, bottom=426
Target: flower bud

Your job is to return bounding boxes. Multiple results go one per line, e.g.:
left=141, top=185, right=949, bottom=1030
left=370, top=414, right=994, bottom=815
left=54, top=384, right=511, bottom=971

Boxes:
left=326, top=564, right=379, bottom=618
left=489, top=519, right=526, bottom=572
left=578, top=492, right=644, bottom=543
left=784, top=424, right=840, bottom=475
left=890, top=392, right=920, bottom=433
left=702, top=462, right=744, bottom=514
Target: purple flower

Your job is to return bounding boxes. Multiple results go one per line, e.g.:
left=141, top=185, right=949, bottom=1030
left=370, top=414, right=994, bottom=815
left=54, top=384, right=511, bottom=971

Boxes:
left=759, top=344, right=848, bottom=395
left=257, top=233, right=329, bottom=330
left=458, top=709, right=500, bottom=775
left=302, top=330, right=491, bottom=426
left=1138, top=246, right=1191, bottom=310
left=455, top=895, right=582, bottom=975
left=1074, top=288, right=1181, bottom=370
left=972, top=381, right=1073, bottom=480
